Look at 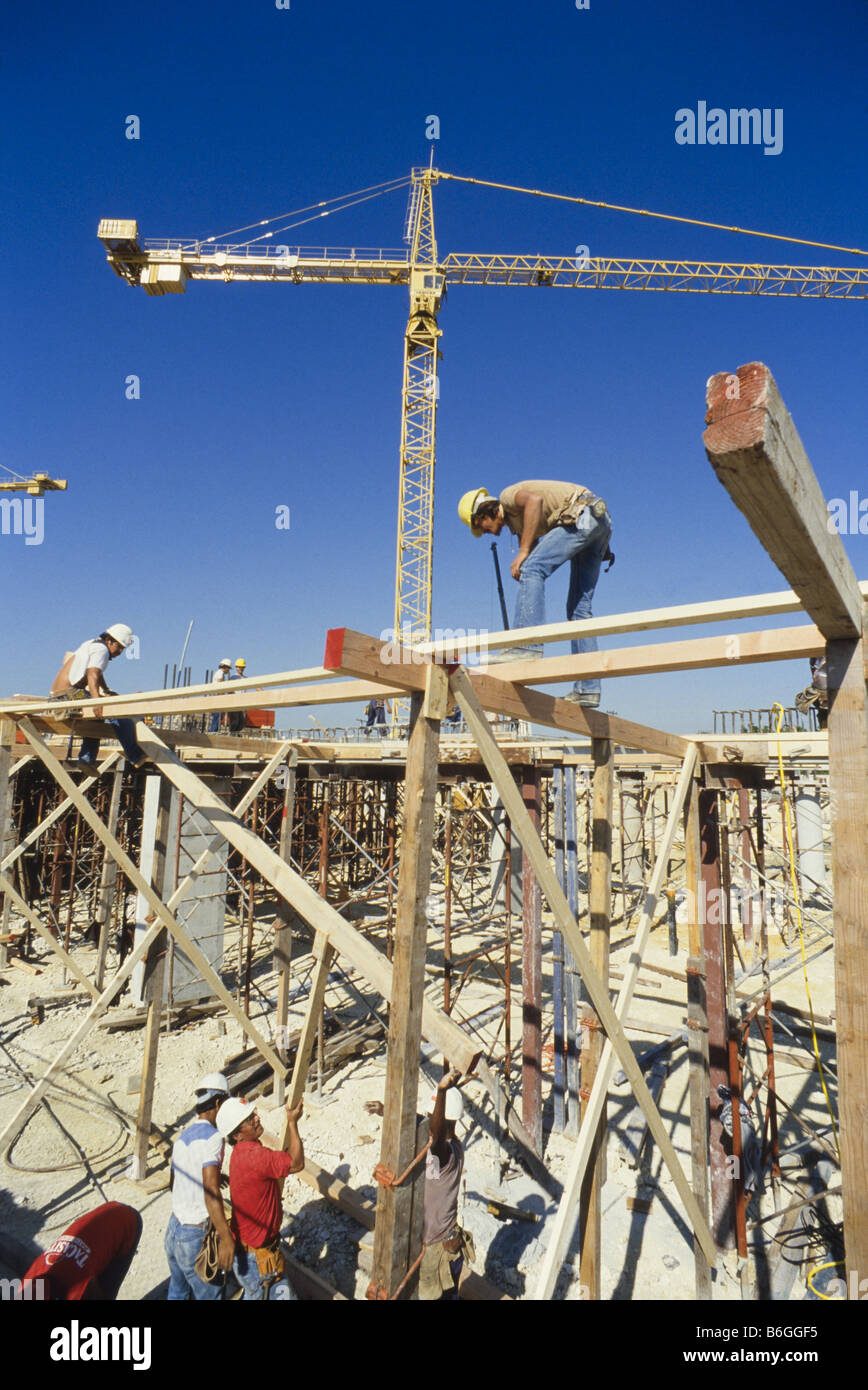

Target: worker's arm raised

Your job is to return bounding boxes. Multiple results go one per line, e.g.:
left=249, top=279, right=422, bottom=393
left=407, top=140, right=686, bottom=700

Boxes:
left=429, top=1068, right=462, bottom=1165
left=202, top=1164, right=236, bottom=1271
left=282, top=1100, right=305, bottom=1174
left=510, top=489, right=544, bottom=580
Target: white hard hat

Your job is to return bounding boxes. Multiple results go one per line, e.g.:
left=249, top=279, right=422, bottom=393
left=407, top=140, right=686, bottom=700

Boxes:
left=105, top=623, right=134, bottom=648
left=216, top=1096, right=256, bottom=1140
left=427, top=1087, right=464, bottom=1121
left=194, top=1072, right=229, bottom=1103
left=218, top=658, right=231, bottom=668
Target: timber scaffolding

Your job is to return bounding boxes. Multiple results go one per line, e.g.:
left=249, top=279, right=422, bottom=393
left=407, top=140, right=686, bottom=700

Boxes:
left=0, top=363, right=865, bottom=1299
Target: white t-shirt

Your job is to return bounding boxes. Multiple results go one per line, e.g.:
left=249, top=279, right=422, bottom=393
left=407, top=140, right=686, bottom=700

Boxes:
left=170, top=1119, right=224, bottom=1225
left=67, top=639, right=111, bottom=689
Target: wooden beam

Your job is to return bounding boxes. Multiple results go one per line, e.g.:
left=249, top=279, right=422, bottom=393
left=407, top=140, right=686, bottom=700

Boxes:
left=94, top=767, right=124, bottom=991
left=450, top=670, right=716, bottom=1278
left=324, top=627, right=690, bottom=760
left=273, top=755, right=297, bottom=1105
left=286, top=933, right=336, bottom=1111
left=131, top=778, right=174, bottom=1180
left=704, top=362, right=864, bottom=639
left=132, top=725, right=481, bottom=1074
left=414, top=583, right=868, bottom=657
left=533, top=743, right=701, bottom=1298
left=826, top=633, right=868, bottom=1281
left=371, top=691, right=441, bottom=1298
left=580, top=738, right=612, bottom=1298
left=460, top=624, right=824, bottom=687
left=18, top=719, right=287, bottom=1080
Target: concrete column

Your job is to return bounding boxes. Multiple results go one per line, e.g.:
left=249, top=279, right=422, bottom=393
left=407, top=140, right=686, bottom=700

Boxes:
left=795, top=782, right=826, bottom=902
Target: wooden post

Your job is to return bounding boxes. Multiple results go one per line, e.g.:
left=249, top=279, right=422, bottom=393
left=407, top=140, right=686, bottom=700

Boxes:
left=521, top=765, right=543, bottom=1156
left=130, top=779, right=174, bottom=1180
left=685, top=774, right=712, bottom=1298
left=370, top=680, right=442, bottom=1299
left=826, top=633, right=868, bottom=1281
left=564, top=764, right=581, bottom=1137
left=579, top=738, right=612, bottom=1298
left=273, top=756, right=297, bottom=1104
left=552, top=767, right=566, bottom=1134
left=94, top=766, right=124, bottom=991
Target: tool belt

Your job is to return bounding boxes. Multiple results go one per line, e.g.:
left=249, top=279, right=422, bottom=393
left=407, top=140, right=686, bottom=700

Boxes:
left=245, top=1238, right=286, bottom=1286
left=418, top=1227, right=475, bottom=1300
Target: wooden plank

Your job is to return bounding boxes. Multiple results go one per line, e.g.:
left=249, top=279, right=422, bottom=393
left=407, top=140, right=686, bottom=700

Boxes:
left=131, top=778, right=173, bottom=1180
left=415, top=582, right=868, bottom=657
left=18, top=719, right=287, bottom=1079
left=11, top=677, right=402, bottom=722
left=580, top=738, right=612, bottom=1298
left=273, top=756, right=297, bottom=1105
left=0, top=752, right=121, bottom=877
left=703, top=362, right=864, bottom=639
left=451, top=670, right=717, bottom=1278
left=532, top=742, right=702, bottom=1298
left=324, top=627, right=690, bottom=761
left=826, top=633, right=868, bottom=1282
left=0, top=720, right=15, bottom=968
left=457, top=624, right=824, bottom=687
left=700, top=787, right=735, bottom=1251
left=372, top=691, right=441, bottom=1299
left=131, top=725, right=480, bottom=1074
left=0, top=742, right=292, bottom=1156
left=286, top=933, right=336, bottom=1111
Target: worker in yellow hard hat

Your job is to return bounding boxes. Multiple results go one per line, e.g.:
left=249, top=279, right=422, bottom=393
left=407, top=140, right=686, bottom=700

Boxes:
left=234, top=658, right=247, bottom=676
left=458, top=481, right=614, bottom=708
left=228, top=658, right=247, bottom=733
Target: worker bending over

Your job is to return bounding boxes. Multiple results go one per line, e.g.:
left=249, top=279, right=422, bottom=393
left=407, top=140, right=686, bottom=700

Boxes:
left=217, top=1097, right=305, bottom=1300
left=459, top=481, right=613, bottom=708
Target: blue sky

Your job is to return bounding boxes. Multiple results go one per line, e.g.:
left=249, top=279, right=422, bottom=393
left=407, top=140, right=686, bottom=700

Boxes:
left=2, top=0, right=866, bottom=734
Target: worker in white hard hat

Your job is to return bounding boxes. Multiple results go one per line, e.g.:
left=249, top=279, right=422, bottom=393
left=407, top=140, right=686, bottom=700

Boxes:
left=458, top=481, right=614, bottom=708
left=165, top=1073, right=235, bottom=1300
left=49, top=624, right=147, bottom=767
left=209, top=658, right=233, bottom=734
left=418, top=1068, right=474, bottom=1300
left=216, top=1096, right=305, bottom=1301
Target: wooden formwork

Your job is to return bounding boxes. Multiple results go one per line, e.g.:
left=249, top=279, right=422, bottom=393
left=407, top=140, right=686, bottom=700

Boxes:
left=0, top=362, right=864, bottom=1299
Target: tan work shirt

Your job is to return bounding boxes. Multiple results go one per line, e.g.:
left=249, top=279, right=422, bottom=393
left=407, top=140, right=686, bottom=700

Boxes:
left=499, top=480, right=594, bottom=543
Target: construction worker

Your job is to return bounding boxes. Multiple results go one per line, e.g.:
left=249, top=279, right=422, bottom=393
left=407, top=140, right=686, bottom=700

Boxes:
left=228, top=657, right=247, bottom=733
left=50, top=624, right=147, bottom=766
left=419, top=1069, right=473, bottom=1300
left=795, top=657, right=829, bottom=730
left=21, top=1201, right=143, bottom=1301
left=216, top=1096, right=305, bottom=1301
left=458, top=482, right=614, bottom=708
left=209, top=657, right=232, bottom=734
left=165, top=1073, right=235, bottom=1300
left=364, top=696, right=389, bottom=736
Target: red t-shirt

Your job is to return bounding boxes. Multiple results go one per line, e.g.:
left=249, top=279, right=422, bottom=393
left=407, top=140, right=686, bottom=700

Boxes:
left=22, top=1202, right=139, bottom=1300
left=229, top=1141, right=295, bottom=1249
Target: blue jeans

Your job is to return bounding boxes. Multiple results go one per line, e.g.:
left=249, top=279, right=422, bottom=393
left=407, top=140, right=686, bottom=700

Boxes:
left=80, top=718, right=143, bottom=765
left=233, top=1245, right=294, bottom=1301
left=512, top=507, right=612, bottom=696
left=164, top=1213, right=225, bottom=1301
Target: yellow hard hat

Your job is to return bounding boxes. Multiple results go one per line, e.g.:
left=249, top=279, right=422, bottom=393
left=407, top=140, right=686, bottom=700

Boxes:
left=235, top=657, right=246, bottom=669
left=458, top=488, right=493, bottom=538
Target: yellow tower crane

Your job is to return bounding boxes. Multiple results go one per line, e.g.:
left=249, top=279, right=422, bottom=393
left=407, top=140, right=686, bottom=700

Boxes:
left=0, top=473, right=67, bottom=495
left=97, top=166, right=867, bottom=721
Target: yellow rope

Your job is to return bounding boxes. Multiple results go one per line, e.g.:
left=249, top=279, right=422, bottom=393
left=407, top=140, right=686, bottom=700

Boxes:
left=771, top=703, right=840, bottom=1161
left=437, top=172, right=868, bottom=258
left=807, top=1259, right=846, bottom=1300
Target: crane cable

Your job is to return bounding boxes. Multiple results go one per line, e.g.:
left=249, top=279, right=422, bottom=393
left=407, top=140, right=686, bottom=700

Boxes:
left=437, top=172, right=868, bottom=259
left=770, top=703, right=840, bottom=1163
left=194, top=175, right=411, bottom=248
